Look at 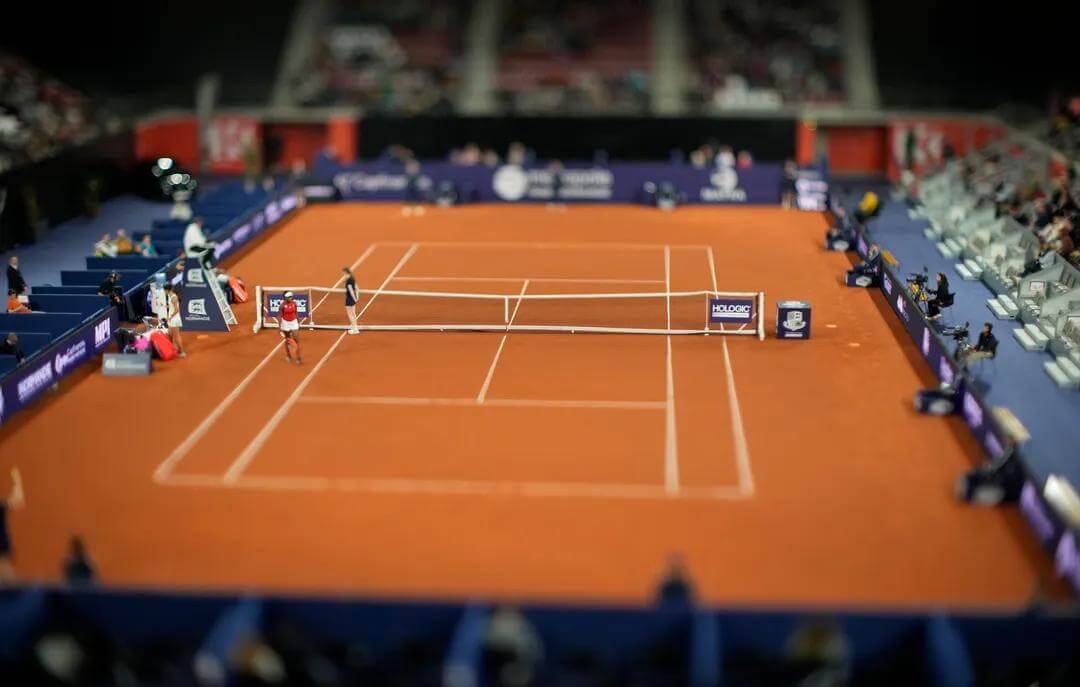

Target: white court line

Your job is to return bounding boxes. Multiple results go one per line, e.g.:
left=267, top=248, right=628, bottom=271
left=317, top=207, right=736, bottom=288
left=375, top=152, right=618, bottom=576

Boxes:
left=159, top=473, right=748, bottom=501
left=477, top=280, right=529, bottom=403
left=222, top=244, right=419, bottom=483
left=394, top=276, right=665, bottom=285
left=707, top=243, right=754, bottom=493
left=706, top=246, right=719, bottom=293
left=299, top=396, right=666, bottom=410
left=377, top=240, right=711, bottom=252
left=722, top=337, right=755, bottom=495
left=152, top=244, right=381, bottom=482
left=665, top=336, right=679, bottom=495
left=664, top=245, right=672, bottom=331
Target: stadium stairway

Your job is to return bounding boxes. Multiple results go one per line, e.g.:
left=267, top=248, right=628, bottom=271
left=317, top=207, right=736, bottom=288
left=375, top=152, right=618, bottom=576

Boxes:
left=834, top=181, right=1080, bottom=487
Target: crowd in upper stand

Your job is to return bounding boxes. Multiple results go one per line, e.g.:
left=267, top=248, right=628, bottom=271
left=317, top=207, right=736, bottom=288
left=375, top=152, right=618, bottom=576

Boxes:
left=294, top=0, right=845, bottom=115
left=0, top=52, right=106, bottom=174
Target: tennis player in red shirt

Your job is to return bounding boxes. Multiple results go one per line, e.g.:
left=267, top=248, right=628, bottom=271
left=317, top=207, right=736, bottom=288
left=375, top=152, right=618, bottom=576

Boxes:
left=280, top=291, right=302, bottom=364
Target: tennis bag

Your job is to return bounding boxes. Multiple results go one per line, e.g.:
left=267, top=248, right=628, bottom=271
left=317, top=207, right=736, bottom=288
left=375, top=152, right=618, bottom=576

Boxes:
left=228, top=276, right=249, bottom=303
left=150, top=331, right=178, bottom=361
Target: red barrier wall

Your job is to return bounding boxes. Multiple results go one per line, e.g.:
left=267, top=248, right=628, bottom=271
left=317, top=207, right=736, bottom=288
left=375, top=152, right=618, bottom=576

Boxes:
left=263, top=123, right=327, bottom=170
left=135, top=116, right=199, bottom=169
left=825, top=126, right=889, bottom=176
left=327, top=116, right=357, bottom=164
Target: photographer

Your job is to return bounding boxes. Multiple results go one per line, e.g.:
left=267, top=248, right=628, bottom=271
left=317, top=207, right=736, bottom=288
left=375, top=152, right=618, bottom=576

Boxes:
left=97, top=271, right=128, bottom=320
left=926, top=272, right=953, bottom=319
left=959, top=323, right=998, bottom=369
left=854, top=244, right=882, bottom=277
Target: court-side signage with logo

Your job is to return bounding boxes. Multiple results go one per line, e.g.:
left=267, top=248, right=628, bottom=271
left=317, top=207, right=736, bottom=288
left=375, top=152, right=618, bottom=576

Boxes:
left=323, top=161, right=795, bottom=205
left=709, top=297, right=755, bottom=324
left=0, top=308, right=118, bottom=426
left=265, top=292, right=312, bottom=319
left=775, top=300, right=811, bottom=339
left=180, top=268, right=230, bottom=332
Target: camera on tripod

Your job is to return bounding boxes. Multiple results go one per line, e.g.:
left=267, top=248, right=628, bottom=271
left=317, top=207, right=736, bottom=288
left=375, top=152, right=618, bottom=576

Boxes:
left=942, top=322, right=970, bottom=342
left=906, top=268, right=929, bottom=287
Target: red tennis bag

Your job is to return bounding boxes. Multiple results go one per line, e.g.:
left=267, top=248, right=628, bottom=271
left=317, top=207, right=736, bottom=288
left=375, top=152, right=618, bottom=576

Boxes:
left=228, top=276, right=249, bottom=303
left=150, top=331, right=178, bottom=361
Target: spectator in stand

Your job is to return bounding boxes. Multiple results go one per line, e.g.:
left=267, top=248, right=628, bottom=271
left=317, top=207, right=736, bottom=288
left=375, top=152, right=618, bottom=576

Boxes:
left=781, top=160, right=799, bottom=210
left=134, top=233, right=156, bottom=257
left=689, top=148, right=708, bottom=169
left=402, top=158, right=426, bottom=216
left=93, top=232, right=117, bottom=257
left=716, top=145, right=736, bottom=168
left=483, top=606, right=544, bottom=686
left=0, top=332, right=24, bottom=362
left=656, top=553, right=696, bottom=607
left=736, top=150, right=754, bottom=168
left=62, top=536, right=96, bottom=586
left=482, top=148, right=500, bottom=167
left=7, top=288, right=30, bottom=313
left=6, top=256, right=27, bottom=302
left=507, top=141, right=528, bottom=166
left=113, top=229, right=133, bottom=255
left=0, top=468, right=25, bottom=583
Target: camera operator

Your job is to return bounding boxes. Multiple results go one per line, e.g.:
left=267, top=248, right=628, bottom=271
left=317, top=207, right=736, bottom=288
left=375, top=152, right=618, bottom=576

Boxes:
left=959, top=322, right=998, bottom=369
left=854, top=244, right=882, bottom=278
left=97, top=271, right=128, bottom=320
left=926, top=272, right=953, bottom=319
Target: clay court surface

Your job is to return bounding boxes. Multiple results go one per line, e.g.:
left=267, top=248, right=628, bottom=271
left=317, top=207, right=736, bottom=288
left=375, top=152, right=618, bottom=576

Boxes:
left=0, top=204, right=1062, bottom=607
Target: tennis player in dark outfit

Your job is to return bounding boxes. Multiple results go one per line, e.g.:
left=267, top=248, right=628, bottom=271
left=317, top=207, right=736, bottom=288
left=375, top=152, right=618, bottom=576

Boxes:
left=0, top=468, right=25, bottom=583
left=343, top=266, right=360, bottom=334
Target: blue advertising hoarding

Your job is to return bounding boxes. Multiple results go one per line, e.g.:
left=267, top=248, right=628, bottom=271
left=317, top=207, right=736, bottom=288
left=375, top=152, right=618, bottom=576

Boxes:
left=326, top=162, right=793, bottom=205
left=0, top=308, right=118, bottom=426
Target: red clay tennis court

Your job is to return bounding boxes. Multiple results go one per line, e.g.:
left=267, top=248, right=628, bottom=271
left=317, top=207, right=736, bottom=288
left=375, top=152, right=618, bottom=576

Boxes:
left=0, top=204, right=1062, bottom=607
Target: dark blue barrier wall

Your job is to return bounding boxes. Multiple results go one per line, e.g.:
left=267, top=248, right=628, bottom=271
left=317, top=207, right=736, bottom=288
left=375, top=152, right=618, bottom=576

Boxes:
left=0, top=312, right=84, bottom=338
left=60, top=270, right=147, bottom=289
left=0, top=308, right=117, bottom=424
left=30, top=286, right=101, bottom=295
left=28, top=294, right=110, bottom=317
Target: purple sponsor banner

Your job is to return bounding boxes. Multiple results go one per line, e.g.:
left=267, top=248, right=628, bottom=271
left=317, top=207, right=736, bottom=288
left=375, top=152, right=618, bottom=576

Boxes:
left=0, top=308, right=118, bottom=426
left=709, top=297, right=755, bottom=324
left=265, top=292, right=312, bottom=319
left=328, top=162, right=786, bottom=205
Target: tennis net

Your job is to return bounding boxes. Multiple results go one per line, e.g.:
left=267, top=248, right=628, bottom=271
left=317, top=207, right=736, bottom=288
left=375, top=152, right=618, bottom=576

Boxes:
left=253, top=285, right=766, bottom=339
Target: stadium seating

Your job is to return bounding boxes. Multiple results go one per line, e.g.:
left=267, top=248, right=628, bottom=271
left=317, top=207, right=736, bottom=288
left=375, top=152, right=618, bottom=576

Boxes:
left=1, top=588, right=1078, bottom=684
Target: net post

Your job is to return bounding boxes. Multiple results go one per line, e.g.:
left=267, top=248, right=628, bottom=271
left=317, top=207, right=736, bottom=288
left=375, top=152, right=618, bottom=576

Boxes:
left=704, top=292, right=710, bottom=336
left=253, top=285, right=263, bottom=333
left=757, top=292, right=765, bottom=341
left=504, top=297, right=509, bottom=324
